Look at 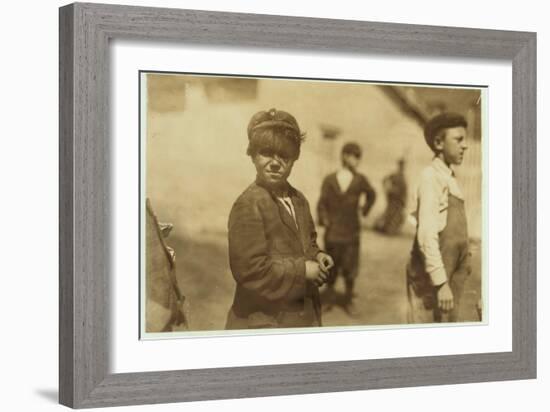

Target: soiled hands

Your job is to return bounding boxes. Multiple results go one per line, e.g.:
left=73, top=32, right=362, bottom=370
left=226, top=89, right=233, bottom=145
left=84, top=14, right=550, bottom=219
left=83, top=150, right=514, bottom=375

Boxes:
left=437, top=282, right=454, bottom=312
left=316, top=251, right=334, bottom=274
left=305, top=261, right=329, bottom=287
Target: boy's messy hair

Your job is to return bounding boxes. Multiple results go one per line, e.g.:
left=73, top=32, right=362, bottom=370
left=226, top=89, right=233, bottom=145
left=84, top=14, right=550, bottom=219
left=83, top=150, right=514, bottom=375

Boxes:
left=247, top=127, right=305, bottom=160
left=246, top=108, right=306, bottom=160
left=424, top=112, right=467, bottom=152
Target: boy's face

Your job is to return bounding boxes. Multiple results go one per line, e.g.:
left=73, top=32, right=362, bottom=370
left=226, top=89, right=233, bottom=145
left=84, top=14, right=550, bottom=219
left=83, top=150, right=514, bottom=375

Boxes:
left=252, top=147, right=295, bottom=188
left=342, top=153, right=360, bottom=171
left=434, top=126, right=468, bottom=165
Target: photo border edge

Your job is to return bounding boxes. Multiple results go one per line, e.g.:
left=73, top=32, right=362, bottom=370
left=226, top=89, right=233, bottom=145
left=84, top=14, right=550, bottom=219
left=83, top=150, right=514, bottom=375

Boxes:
left=59, top=2, right=537, bottom=408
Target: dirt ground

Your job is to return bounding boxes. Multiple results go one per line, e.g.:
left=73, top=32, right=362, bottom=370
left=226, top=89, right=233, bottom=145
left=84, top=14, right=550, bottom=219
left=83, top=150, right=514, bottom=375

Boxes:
left=171, top=228, right=482, bottom=332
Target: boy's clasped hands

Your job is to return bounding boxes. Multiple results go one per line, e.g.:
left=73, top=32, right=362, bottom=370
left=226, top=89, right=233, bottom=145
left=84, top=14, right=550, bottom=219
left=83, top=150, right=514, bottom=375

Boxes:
left=305, top=252, right=335, bottom=287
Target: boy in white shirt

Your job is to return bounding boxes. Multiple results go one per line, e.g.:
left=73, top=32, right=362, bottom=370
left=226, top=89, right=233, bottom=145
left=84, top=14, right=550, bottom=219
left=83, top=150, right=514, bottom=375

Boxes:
left=406, top=112, right=472, bottom=323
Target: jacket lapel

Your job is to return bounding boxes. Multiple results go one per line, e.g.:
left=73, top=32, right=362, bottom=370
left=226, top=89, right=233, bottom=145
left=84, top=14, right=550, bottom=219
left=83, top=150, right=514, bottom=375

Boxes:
left=291, top=188, right=312, bottom=248
left=347, top=173, right=360, bottom=194
left=328, top=173, right=340, bottom=194
left=332, top=171, right=360, bottom=195
left=276, top=197, right=300, bottom=237
left=255, top=179, right=301, bottom=238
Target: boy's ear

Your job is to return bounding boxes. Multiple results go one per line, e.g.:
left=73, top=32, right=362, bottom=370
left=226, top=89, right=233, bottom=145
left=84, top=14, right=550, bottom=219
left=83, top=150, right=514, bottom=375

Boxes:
left=433, top=131, right=446, bottom=151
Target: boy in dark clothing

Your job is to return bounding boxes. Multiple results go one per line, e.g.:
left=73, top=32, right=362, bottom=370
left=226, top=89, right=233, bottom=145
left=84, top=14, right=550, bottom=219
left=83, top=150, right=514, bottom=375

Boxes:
left=225, top=108, right=334, bottom=330
left=317, top=142, right=376, bottom=315
left=374, top=158, right=408, bottom=235
left=406, top=112, right=471, bottom=323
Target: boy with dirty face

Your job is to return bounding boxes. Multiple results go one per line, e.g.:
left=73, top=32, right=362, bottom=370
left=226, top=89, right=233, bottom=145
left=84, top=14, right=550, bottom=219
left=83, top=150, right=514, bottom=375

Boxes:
left=225, top=108, right=334, bottom=330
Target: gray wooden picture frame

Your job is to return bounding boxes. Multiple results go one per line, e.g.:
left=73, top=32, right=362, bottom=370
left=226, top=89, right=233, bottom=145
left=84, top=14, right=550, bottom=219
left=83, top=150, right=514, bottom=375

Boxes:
left=59, top=2, right=537, bottom=409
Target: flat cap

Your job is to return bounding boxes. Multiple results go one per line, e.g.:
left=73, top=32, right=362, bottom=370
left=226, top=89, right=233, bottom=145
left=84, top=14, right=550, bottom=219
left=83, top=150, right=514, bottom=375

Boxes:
left=247, top=108, right=301, bottom=139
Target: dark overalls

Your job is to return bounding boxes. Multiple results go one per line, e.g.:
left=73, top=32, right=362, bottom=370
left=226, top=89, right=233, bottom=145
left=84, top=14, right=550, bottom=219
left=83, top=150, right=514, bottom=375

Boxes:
left=406, top=194, right=471, bottom=323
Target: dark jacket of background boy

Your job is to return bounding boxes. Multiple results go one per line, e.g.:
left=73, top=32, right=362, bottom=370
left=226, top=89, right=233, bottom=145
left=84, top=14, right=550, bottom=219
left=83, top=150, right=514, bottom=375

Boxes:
left=317, top=172, right=376, bottom=243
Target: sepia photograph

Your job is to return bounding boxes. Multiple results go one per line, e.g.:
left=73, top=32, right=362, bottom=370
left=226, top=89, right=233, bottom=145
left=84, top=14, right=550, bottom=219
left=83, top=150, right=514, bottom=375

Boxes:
left=140, top=72, right=485, bottom=337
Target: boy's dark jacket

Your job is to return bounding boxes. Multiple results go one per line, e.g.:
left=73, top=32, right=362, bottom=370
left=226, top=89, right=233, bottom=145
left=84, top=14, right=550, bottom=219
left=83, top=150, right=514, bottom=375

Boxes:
left=226, top=180, right=321, bottom=329
left=317, top=172, right=376, bottom=243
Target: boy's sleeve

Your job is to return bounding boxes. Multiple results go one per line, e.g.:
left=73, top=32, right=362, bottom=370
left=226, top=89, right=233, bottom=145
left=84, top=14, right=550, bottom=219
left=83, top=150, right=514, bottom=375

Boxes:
left=317, top=177, right=330, bottom=227
left=303, top=197, right=322, bottom=260
left=228, top=198, right=306, bottom=302
left=417, top=172, right=447, bottom=286
left=360, top=175, right=377, bottom=216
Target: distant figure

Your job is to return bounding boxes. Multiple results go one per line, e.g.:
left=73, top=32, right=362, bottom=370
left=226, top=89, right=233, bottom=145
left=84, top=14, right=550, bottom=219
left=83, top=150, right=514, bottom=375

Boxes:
left=317, top=142, right=377, bottom=316
left=406, top=112, right=471, bottom=323
left=374, top=158, right=408, bottom=235
left=225, top=108, right=334, bottom=330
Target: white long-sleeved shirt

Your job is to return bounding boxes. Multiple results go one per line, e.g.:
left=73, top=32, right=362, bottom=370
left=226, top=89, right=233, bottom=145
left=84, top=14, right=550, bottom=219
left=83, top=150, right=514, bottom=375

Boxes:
left=409, top=157, right=465, bottom=286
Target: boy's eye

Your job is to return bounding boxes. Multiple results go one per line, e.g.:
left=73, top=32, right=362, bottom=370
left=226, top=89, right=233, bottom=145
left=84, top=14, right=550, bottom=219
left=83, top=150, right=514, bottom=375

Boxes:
left=258, top=149, right=292, bottom=161
left=277, top=152, right=291, bottom=161
left=259, top=149, right=274, bottom=157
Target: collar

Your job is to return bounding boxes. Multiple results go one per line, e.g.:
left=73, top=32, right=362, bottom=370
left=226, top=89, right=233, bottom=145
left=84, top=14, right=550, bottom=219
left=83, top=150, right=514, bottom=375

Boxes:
left=431, top=156, right=455, bottom=177
left=255, top=178, right=297, bottom=198
left=337, top=167, right=354, bottom=176
left=431, top=156, right=464, bottom=200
